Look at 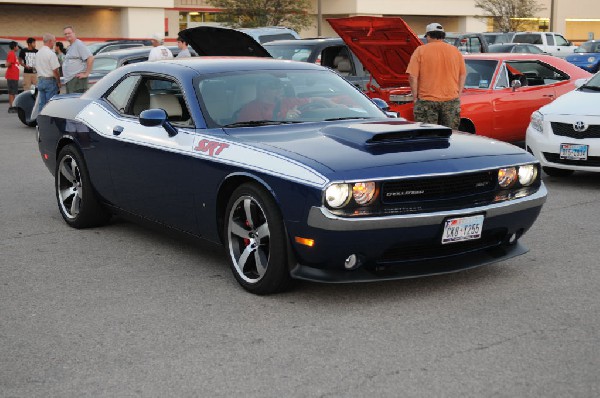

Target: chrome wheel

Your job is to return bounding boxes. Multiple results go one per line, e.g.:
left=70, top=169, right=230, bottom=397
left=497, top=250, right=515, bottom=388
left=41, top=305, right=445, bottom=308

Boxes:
left=227, top=195, right=271, bottom=284
left=57, top=154, right=82, bottom=220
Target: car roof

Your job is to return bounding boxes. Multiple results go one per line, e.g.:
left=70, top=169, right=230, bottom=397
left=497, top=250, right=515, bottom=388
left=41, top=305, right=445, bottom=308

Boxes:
left=94, top=45, right=180, bottom=58
left=152, top=57, right=325, bottom=74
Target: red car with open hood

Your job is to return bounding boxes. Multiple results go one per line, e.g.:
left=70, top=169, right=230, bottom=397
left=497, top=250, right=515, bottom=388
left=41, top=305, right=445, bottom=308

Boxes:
left=328, top=16, right=591, bottom=143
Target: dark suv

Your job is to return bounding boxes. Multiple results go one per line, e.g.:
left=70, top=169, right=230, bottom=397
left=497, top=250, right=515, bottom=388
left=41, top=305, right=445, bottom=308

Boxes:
left=264, top=38, right=371, bottom=90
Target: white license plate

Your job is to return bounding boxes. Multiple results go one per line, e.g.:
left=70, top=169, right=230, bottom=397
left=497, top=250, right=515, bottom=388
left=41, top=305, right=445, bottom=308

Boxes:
left=560, top=143, right=588, bottom=160
left=442, top=215, right=484, bottom=244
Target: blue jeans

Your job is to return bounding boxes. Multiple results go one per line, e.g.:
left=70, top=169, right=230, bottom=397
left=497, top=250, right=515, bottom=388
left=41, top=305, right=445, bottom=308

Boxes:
left=38, top=78, right=59, bottom=112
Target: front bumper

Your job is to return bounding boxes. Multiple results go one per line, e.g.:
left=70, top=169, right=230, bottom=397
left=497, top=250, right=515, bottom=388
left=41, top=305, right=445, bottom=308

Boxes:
left=287, top=184, right=546, bottom=282
left=526, top=124, right=600, bottom=172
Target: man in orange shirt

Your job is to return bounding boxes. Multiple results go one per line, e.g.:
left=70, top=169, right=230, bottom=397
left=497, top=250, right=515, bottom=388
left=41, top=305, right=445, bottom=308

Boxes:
left=406, top=23, right=466, bottom=129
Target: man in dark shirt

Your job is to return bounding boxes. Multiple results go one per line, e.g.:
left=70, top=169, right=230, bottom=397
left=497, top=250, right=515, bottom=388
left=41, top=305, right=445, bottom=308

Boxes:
left=19, top=37, right=38, bottom=90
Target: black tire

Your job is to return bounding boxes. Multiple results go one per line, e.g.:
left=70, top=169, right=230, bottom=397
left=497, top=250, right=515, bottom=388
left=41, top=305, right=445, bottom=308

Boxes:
left=55, top=145, right=110, bottom=228
left=543, top=167, right=574, bottom=177
left=224, top=183, right=294, bottom=295
left=17, top=108, right=37, bottom=127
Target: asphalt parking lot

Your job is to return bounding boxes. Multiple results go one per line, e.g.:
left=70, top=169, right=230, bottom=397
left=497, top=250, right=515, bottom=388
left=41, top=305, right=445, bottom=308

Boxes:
left=1, top=94, right=599, bottom=397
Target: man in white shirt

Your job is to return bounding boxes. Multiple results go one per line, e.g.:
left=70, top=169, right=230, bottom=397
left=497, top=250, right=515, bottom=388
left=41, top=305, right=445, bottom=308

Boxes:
left=36, top=33, right=61, bottom=112
left=148, top=33, right=174, bottom=61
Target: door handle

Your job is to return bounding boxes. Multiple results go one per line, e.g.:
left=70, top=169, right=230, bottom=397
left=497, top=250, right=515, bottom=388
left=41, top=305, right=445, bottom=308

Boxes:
left=113, top=125, right=124, bottom=136
left=542, top=94, right=554, bottom=98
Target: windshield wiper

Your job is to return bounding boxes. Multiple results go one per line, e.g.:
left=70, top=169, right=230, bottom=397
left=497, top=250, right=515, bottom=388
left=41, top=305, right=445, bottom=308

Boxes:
left=223, top=120, right=301, bottom=128
left=580, top=85, right=600, bottom=91
left=324, top=116, right=372, bottom=121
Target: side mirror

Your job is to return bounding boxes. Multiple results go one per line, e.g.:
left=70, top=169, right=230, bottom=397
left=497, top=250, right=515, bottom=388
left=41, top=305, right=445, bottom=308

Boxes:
left=574, top=78, right=588, bottom=88
left=511, top=79, right=522, bottom=91
left=371, top=97, right=390, bottom=112
left=139, top=108, right=178, bottom=137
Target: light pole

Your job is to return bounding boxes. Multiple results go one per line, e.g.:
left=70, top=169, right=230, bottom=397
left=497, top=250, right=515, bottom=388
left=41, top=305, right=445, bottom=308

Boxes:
left=550, top=0, right=555, bottom=32
left=317, top=0, right=322, bottom=36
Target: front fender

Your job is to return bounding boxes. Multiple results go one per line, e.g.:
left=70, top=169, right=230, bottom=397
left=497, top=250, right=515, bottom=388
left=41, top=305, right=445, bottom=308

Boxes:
left=13, top=90, right=38, bottom=126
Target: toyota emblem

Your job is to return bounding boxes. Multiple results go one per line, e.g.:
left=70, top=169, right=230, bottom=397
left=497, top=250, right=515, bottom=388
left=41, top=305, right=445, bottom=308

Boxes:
left=573, top=121, right=587, bottom=132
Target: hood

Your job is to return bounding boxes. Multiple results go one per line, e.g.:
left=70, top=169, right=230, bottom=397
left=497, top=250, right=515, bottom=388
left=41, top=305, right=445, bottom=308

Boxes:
left=327, top=16, right=422, bottom=88
left=178, top=26, right=272, bottom=57
left=226, top=120, right=527, bottom=179
left=539, top=88, right=600, bottom=116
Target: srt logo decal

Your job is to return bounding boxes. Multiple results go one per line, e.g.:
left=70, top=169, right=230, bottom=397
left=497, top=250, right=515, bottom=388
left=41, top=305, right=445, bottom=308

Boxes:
left=194, top=139, right=230, bottom=156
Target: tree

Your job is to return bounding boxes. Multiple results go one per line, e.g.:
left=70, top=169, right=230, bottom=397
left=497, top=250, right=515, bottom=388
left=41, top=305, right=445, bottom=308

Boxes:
left=474, top=0, right=546, bottom=32
left=206, top=0, right=312, bottom=32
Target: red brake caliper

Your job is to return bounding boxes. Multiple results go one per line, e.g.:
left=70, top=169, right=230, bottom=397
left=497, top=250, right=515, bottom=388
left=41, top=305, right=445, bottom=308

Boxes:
left=243, top=219, right=251, bottom=247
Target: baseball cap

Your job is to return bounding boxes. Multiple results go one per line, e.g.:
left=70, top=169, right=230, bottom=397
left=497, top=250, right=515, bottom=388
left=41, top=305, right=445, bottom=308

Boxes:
left=425, top=23, right=444, bottom=33
left=151, top=32, right=164, bottom=41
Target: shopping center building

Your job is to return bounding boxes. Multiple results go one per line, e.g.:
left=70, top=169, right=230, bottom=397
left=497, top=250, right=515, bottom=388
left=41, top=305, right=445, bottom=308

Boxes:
left=0, top=0, right=598, bottom=44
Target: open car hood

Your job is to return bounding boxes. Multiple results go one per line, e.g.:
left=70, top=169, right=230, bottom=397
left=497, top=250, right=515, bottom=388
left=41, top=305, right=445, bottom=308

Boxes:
left=327, top=16, right=422, bottom=88
left=178, top=26, right=272, bottom=57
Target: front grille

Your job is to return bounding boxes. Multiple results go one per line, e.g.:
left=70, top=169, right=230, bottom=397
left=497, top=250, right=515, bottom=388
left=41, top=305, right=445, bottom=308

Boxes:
left=543, top=152, right=600, bottom=167
left=551, top=122, right=600, bottom=139
left=381, top=171, right=497, bottom=204
left=379, top=229, right=506, bottom=263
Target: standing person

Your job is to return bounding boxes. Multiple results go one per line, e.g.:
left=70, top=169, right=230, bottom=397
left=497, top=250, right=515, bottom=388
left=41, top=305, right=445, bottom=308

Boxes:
left=5, top=41, right=20, bottom=112
left=19, top=37, right=38, bottom=90
left=176, top=36, right=191, bottom=58
left=36, top=33, right=61, bottom=112
left=62, top=25, right=94, bottom=93
left=148, top=33, right=173, bottom=61
left=406, top=22, right=466, bottom=129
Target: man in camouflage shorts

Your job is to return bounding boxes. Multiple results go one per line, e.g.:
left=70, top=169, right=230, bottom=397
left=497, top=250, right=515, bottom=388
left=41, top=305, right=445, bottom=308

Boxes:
left=406, top=22, right=466, bottom=129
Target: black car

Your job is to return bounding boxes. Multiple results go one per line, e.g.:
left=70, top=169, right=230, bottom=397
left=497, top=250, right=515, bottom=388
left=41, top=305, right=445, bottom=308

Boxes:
left=264, top=38, right=371, bottom=90
left=488, top=43, right=545, bottom=54
left=86, top=40, right=152, bottom=55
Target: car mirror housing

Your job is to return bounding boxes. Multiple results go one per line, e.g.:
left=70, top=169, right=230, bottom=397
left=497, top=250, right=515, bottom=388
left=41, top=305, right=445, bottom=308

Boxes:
left=371, top=97, right=390, bottom=112
left=139, top=108, right=178, bottom=137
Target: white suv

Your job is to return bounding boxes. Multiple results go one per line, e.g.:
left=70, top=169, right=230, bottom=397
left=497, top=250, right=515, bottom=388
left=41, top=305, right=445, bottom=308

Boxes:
left=512, top=32, right=576, bottom=58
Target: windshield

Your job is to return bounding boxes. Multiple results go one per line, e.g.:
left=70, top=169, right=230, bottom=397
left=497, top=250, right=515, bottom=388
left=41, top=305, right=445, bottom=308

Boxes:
left=196, top=69, right=385, bottom=128
left=464, top=60, right=498, bottom=89
left=584, top=73, right=600, bottom=88
left=264, top=44, right=315, bottom=62
left=575, top=42, right=600, bottom=53
left=92, top=57, right=119, bottom=73
left=87, top=42, right=105, bottom=54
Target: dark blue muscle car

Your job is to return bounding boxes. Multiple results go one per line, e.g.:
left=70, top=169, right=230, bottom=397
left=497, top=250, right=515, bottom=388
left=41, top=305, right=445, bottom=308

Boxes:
left=35, top=27, right=547, bottom=294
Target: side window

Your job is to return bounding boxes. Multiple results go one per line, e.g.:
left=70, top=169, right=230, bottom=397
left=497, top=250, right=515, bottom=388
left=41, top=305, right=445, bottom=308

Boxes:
left=494, top=64, right=509, bottom=89
left=506, top=61, right=569, bottom=86
left=469, top=37, right=483, bottom=53
left=126, top=77, right=193, bottom=125
left=555, top=35, right=569, bottom=46
left=545, top=33, right=555, bottom=45
left=105, top=75, right=141, bottom=113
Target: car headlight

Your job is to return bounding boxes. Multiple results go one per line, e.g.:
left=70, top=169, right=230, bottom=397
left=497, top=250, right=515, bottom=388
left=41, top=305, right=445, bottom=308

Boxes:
left=352, top=182, right=376, bottom=205
left=530, top=111, right=544, bottom=133
left=498, top=167, right=517, bottom=188
left=518, top=164, right=538, bottom=186
left=325, top=183, right=350, bottom=208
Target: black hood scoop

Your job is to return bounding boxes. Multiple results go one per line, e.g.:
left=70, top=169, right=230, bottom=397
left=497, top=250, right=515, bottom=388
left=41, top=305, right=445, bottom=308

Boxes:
left=321, top=121, right=452, bottom=154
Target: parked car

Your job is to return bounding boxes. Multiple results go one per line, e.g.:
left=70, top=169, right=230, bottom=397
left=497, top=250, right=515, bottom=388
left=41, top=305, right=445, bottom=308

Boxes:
left=488, top=43, right=545, bottom=54
left=237, top=26, right=300, bottom=44
left=444, top=32, right=490, bottom=53
left=34, top=26, right=547, bottom=295
left=0, top=38, right=23, bottom=94
left=11, top=46, right=187, bottom=127
left=526, top=73, right=599, bottom=176
left=511, top=32, right=576, bottom=58
left=264, top=37, right=370, bottom=90
left=565, top=40, right=600, bottom=73
left=482, top=32, right=516, bottom=45
left=328, top=17, right=592, bottom=143
left=86, top=40, right=152, bottom=55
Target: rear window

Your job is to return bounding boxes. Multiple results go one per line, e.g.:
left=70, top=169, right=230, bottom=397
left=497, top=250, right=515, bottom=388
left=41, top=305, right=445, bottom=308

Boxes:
left=513, top=34, right=542, bottom=45
left=92, top=57, right=119, bottom=73
left=258, top=34, right=297, bottom=44
left=265, top=45, right=315, bottom=62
